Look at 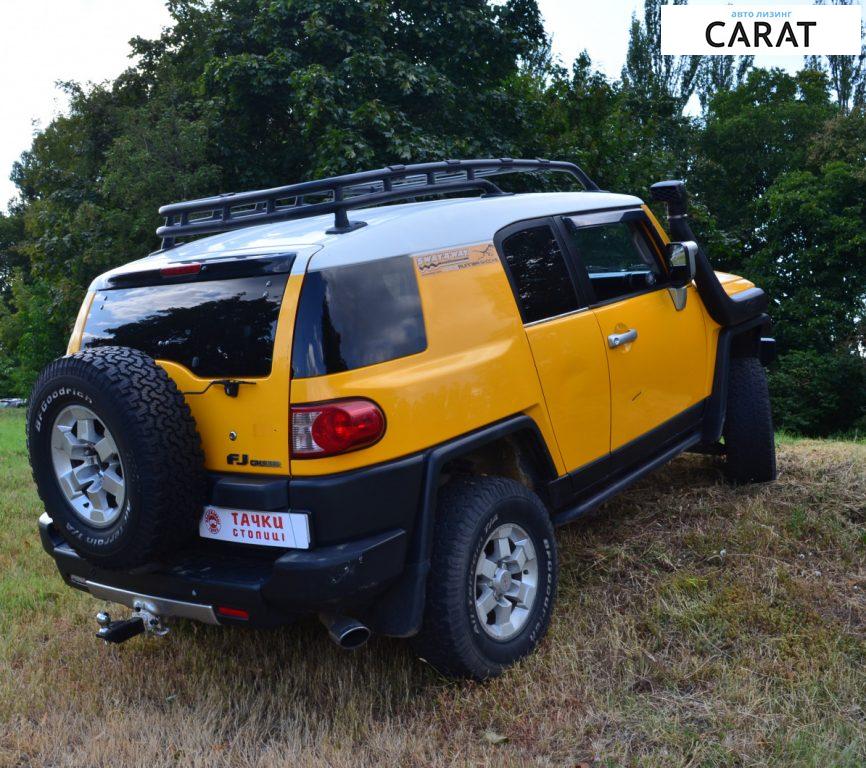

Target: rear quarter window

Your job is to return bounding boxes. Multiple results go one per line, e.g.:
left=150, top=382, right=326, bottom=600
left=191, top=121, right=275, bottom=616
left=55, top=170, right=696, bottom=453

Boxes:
left=499, top=224, right=581, bottom=323
left=291, top=255, right=427, bottom=378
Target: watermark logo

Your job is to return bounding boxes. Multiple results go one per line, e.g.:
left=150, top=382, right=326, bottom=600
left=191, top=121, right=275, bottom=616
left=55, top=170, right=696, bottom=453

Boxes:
left=661, top=4, right=862, bottom=56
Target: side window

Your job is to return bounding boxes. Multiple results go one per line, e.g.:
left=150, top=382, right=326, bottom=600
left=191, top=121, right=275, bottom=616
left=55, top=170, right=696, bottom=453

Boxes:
left=562, top=220, right=665, bottom=304
left=292, top=255, right=427, bottom=378
left=500, top=224, right=581, bottom=323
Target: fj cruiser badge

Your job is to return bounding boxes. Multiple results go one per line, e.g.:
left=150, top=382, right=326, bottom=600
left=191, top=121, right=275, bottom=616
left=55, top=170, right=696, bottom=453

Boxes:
left=227, top=453, right=282, bottom=468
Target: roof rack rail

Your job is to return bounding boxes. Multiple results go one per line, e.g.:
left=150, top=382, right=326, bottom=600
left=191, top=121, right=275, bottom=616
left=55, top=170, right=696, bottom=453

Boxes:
left=156, top=158, right=599, bottom=249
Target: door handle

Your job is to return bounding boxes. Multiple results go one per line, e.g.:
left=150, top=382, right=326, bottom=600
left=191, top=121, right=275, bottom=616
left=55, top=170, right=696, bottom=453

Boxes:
left=608, top=329, right=638, bottom=348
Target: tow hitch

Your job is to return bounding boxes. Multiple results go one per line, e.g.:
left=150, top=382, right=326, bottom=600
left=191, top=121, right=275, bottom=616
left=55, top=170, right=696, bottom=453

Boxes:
left=95, top=600, right=170, bottom=644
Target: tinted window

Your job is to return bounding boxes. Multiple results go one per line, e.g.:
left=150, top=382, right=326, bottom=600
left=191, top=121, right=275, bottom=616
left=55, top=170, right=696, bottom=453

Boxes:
left=292, top=255, right=426, bottom=378
left=500, top=225, right=580, bottom=323
left=563, top=220, right=664, bottom=304
left=81, top=275, right=288, bottom=378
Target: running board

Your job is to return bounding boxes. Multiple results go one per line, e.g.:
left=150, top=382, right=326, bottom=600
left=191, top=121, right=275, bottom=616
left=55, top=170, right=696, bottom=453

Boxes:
left=553, top=433, right=701, bottom=527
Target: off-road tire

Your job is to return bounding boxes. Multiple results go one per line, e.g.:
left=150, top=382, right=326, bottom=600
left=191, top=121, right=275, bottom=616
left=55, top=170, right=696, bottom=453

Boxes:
left=724, top=356, right=776, bottom=484
left=411, top=476, right=557, bottom=679
left=27, top=346, right=205, bottom=569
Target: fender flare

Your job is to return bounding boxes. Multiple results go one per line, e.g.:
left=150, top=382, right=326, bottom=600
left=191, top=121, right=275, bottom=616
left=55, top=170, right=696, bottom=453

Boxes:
left=702, top=314, right=771, bottom=444
left=367, top=415, right=557, bottom=637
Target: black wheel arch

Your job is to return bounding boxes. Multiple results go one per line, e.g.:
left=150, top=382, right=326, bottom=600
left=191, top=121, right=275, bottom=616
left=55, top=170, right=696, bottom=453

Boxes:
left=366, top=414, right=558, bottom=638
left=703, top=314, right=772, bottom=444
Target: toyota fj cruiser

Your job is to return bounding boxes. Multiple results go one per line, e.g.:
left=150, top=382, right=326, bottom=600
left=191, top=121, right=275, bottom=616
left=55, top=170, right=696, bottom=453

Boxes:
left=28, top=159, right=775, bottom=679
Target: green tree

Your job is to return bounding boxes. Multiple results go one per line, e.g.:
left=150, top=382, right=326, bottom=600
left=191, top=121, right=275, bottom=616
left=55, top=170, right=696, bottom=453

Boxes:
left=769, top=349, right=865, bottom=436
left=695, top=55, right=753, bottom=113
left=692, top=68, right=836, bottom=258
left=693, top=73, right=865, bottom=434
left=621, top=0, right=702, bottom=115
left=0, top=0, right=554, bottom=396
left=805, top=0, right=865, bottom=113
left=749, top=162, right=866, bottom=355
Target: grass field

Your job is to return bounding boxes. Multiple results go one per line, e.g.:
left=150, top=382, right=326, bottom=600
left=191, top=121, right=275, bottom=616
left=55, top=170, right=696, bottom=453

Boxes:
left=0, top=408, right=864, bottom=767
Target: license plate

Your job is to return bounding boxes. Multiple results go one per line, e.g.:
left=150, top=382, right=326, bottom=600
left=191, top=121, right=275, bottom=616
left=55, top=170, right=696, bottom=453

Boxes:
left=199, top=506, right=310, bottom=549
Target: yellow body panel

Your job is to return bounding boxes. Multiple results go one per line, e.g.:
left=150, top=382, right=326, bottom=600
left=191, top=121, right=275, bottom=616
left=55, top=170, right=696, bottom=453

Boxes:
left=70, top=274, right=303, bottom=475
left=524, top=310, right=610, bottom=471
left=162, top=272, right=303, bottom=474
left=65, top=209, right=760, bottom=485
left=290, top=245, right=563, bottom=476
left=66, top=291, right=95, bottom=355
left=641, top=206, right=757, bottom=425
left=716, top=270, right=756, bottom=296
left=642, top=205, right=669, bottom=245
left=592, top=286, right=709, bottom=450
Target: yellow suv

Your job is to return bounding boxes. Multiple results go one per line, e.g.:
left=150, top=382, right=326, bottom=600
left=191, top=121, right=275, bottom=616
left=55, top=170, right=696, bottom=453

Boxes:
left=28, top=159, right=775, bottom=678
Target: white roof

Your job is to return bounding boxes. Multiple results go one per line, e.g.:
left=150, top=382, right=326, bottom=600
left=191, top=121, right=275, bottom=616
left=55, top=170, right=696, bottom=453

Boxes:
left=135, top=191, right=643, bottom=275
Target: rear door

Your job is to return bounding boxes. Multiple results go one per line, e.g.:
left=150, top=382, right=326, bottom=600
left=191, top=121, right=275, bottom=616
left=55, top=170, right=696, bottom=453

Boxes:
left=80, top=252, right=307, bottom=475
left=497, top=219, right=610, bottom=474
left=557, top=210, right=708, bottom=451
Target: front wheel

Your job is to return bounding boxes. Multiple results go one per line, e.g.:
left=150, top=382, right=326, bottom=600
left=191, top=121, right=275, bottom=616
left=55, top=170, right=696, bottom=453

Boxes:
left=411, top=476, right=557, bottom=679
left=724, top=356, right=777, bottom=484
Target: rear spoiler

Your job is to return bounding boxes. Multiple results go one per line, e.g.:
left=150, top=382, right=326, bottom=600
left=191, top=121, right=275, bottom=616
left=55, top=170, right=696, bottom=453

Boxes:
left=650, top=180, right=768, bottom=327
left=93, top=253, right=296, bottom=291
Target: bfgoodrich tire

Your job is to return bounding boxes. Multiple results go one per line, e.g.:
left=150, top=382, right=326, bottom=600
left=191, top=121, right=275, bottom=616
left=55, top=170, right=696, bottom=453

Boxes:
left=724, top=356, right=777, bottom=484
left=412, top=476, right=557, bottom=679
left=27, top=346, right=205, bottom=569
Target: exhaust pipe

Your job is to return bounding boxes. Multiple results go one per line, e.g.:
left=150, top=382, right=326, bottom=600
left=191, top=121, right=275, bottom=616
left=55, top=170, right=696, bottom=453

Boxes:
left=319, top=613, right=371, bottom=650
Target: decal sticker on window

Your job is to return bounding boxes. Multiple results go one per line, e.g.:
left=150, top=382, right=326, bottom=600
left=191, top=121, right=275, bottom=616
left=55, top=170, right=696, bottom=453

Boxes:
left=414, top=243, right=498, bottom=276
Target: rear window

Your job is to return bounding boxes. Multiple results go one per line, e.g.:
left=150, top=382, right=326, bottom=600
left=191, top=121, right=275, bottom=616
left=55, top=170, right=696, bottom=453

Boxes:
left=81, top=275, right=288, bottom=378
left=292, top=255, right=427, bottom=378
left=500, top=225, right=581, bottom=323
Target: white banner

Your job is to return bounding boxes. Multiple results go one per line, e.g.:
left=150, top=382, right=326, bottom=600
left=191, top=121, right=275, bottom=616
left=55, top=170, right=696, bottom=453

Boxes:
left=199, top=506, right=311, bottom=549
left=661, top=4, right=863, bottom=56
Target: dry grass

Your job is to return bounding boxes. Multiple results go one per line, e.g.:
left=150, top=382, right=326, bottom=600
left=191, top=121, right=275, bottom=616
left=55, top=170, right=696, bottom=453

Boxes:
left=0, top=409, right=864, bottom=767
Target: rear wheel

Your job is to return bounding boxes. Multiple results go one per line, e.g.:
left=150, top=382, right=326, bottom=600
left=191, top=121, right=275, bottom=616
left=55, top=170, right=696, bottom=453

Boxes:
left=412, top=476, right=557, bottom=679
left=724, top=356, right=776, bottom=484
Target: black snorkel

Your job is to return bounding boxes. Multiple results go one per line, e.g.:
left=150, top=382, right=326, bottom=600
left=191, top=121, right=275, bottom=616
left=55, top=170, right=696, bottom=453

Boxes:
left=650, top=180, right=768, bottom=327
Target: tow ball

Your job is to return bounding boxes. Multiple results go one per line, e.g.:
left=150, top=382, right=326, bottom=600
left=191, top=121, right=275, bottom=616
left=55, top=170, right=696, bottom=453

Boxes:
left=95, top=600, right=170, bottom=644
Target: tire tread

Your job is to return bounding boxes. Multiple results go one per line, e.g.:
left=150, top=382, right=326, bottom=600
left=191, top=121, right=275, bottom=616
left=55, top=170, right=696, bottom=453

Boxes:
left=27, top=346, right=205, bottom=568
left=724, top=356, right=777, bottom=484
left=411, top=476, right=556, bottom=679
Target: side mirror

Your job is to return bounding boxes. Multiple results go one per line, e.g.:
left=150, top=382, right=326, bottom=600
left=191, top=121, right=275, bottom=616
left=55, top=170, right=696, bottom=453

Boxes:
left=665, top=241, right=698, bottom=289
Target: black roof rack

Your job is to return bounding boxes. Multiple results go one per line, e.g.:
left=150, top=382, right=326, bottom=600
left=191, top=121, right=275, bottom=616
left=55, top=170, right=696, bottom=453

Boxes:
left=156, top=158, right=599, bottom=249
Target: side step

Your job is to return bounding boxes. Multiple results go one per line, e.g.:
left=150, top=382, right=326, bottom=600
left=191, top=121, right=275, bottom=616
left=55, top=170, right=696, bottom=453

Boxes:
left=553, top=433, right=701, bottom=527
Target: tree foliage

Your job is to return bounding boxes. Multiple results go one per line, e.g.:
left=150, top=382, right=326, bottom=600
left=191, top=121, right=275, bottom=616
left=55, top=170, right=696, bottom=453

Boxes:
left=1, top=0, right=864, bottom=436
left=806, top=0, right=865, bottom=113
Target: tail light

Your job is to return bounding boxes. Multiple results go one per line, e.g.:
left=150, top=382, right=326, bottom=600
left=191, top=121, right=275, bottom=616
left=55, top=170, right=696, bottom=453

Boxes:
left=160, top=262, right=202, bottom=278
left=291, top=399, right=386, bottom=458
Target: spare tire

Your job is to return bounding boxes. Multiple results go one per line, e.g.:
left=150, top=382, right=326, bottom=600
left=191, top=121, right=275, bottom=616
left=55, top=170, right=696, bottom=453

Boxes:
left=27, top=346, right=205, bottom=569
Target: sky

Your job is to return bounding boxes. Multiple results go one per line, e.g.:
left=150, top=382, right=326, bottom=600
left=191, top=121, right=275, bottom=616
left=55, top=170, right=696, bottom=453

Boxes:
left=0, top=0, right=841, bottom=210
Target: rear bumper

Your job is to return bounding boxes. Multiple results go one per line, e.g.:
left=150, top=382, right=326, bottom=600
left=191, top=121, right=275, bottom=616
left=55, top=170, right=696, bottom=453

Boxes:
left=37, top=416, right=552, bottom=637
left=40, top=451, right=426, bottom=628
left=39, top=512, right=409, bottom=628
